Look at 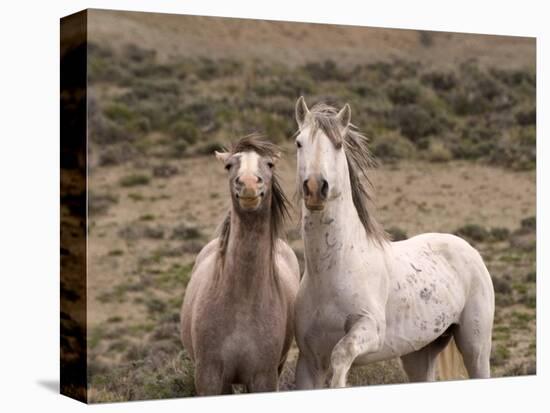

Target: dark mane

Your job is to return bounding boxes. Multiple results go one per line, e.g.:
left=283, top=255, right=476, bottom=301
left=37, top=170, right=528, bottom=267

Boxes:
left=300, top=103, right=388, bottom=245
left=217, top=134, right=291, bottom=258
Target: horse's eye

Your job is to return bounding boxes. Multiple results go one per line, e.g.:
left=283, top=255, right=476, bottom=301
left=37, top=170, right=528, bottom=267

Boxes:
left=225, top=163, right=231, bottom=171
left=267, top=162, right=274, bottom=169
left=296, top=140, right=302, bottom=148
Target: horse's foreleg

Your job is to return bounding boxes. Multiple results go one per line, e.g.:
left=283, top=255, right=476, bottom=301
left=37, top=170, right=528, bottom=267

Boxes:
left=247, top=369, right=279, bottom=393
left=330, top=313, right=384, bottom=388
left=295, top=351, right=329, bottom=389
left=194, top=361, right=227, bottom=396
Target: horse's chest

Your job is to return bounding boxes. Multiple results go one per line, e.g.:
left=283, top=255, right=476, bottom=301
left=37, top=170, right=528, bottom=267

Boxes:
left=298, top=301, right=345, bottom=360
left=200, top=297, right=288, bottom=358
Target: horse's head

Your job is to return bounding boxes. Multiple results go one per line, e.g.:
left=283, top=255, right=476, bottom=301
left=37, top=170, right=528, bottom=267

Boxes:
left=215, top=136, right=281, bottom=213
left=294, top=96, right=351, bottom=212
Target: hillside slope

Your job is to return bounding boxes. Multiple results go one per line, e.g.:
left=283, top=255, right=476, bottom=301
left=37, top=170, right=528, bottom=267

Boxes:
left=88, top=9, right=535, bottom=68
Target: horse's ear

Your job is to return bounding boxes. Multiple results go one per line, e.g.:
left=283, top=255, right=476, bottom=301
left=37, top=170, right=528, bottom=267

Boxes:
left=295, top=96, right=310, bottom=128
left=271, top=151, right=282, bottom=165
left=336, top=103, right=351, bottom=129
left=215, top=151, right=230, bottom=163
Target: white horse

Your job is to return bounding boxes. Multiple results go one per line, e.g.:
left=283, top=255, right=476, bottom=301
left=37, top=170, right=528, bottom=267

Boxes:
left=293, top=97, right=495, bottom=388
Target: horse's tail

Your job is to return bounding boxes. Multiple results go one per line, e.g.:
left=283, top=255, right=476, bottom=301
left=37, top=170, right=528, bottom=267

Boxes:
left=437, top=337, right=468, bottom=380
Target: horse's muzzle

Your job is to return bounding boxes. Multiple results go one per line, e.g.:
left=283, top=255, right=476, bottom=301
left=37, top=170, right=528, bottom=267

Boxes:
left=235, top=174, right=265, bottom=210
left=303, top=175, right=328, bottom=211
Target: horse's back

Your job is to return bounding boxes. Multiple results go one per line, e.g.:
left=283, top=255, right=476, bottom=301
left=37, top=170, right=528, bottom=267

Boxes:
left=392, top=232, right=493, bottom=299
left=392, top=232, right=491, bottom=283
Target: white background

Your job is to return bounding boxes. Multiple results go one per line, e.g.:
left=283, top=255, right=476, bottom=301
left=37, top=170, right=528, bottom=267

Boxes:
left=0, top=0, right=547, bottom=411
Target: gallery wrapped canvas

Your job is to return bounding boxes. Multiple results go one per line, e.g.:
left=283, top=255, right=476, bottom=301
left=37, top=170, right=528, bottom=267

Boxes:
left=60, top=8, right=536, bottom=404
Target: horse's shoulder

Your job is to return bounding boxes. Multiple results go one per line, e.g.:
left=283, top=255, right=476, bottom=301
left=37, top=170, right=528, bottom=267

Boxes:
left=274, top=239, right=301, bottom=283
left=395, top=232, right=479, bottom=266
left=398, top=232, right=472, bottom=249
left=423, top=232, right=476, bottom=253
left=193, top=238, right=220, bottom=268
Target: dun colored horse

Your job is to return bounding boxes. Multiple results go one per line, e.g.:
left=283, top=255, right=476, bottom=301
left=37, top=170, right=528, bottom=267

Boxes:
left=180, top=136, right=300, bottom=395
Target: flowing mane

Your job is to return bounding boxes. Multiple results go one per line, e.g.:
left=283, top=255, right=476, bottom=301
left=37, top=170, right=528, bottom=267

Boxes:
left=217, top=134, right=291, bottom=258
left=300, top=103, right=388, bottom=245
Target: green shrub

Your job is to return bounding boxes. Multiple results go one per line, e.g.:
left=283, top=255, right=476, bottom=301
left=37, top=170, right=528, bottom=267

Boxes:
left=253, top=72, right=314, bottom=99
left=491, top=343, right=511, bottom=366
left=387, top=226, right=408, bottom=241
left=145, top=297, right=167, bottom=316
left=421, top=70, right=457, bottom=91
left=426, top=140, right=452, bottom=162
left=521, top=216, right=536, bottom=232
left=490, top=68, right=536, bottom=87
left=350, top=81, right=377, bottom=98
left=525, top=271, right=536, bottom=283
left=516, top=108, right=536, bottom=126
left=170, top=120, right=199, bottom=145
left=455, top=224, right=489, bottom=242
left=451, top=125, right=497, bottom=160
left=447, top=90, right=487, bottom=116
left=387, top=80, right=422, bottom=105
left=184, top=99, right=220, bottom=127
left=194, top=141, right=225, bottom=155
left=104, top=103, right=135, bottom=123
left=195, top=57, right=241, bottom=80
left=444, top=62, right=512, bottom=115
left=303, top=59, right=345, bottom=81
left=486, top=128, right=536, bottom=171
left=492, top=276, right=512, bottom=295
left=119, top=174, right=150, bottom=187
left=123, top=43, right=156, bottom=63
left=355, top=61, right=394, bottom=84
left=171, top=222, right=202, bottom=240
left=520, top=292, right=536, bottom=309
left=259, top=112, right=293, bottom=143
left=389, top=59, right=419, bottom=80
left=393, top=105, right=443, bottom=143
left=99, top=143, right=136, bottom=166
left=89, top=113, right=133, bottom=145
left=371, top=131, right=416, bottom=161
left=490, top=227, right=510, bottom=241
left=128, top=116, right=151, bottom=134
left=89, top=192, right=118, bottom=216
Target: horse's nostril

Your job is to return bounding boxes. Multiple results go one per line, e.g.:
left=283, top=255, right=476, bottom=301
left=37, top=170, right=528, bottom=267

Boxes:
left=235, top=176, right=242, bottom=185
left=303, top=179, right=310, bottom=196
left=320, top=179, right=329, bottom=199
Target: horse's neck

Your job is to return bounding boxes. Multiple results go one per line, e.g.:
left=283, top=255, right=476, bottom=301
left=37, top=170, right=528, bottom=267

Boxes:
left=222, top=205, right=274, bottom=292
left=302, top=185, right=370, bottom=276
